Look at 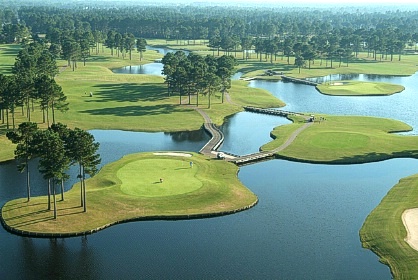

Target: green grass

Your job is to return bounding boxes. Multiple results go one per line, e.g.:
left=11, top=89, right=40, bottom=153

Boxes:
left=118, top=158, right=202, bottom=197
left=360, top=174, right=418, bottom=279
left=261, top=114, right=418, bottom=163
left=316, top=81, right=405, bottom=96
left=0, top=44, right=20, bottom=74
left=1, top=152, right=258, bottom=234
left=0, top=43, right=282, bottom=162
left=234, top=52, right=418, bottom=79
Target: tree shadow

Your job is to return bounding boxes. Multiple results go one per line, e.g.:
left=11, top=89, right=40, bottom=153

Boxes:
left=331, top=150, right=418, bottom=164
left=80, top=104, right=189, bottom=117
left=89, top=82, right=168, bottom=103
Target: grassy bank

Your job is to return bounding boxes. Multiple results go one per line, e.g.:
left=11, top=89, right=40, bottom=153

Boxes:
left=1, top=152, right=258, bottom=235
left=0, top=43, right=282, bottom=162
left=262, top=115, right=418, bottom=164
left=316, top=81, right=405, bottom=96
left=360, top=174, right=418, bottom=279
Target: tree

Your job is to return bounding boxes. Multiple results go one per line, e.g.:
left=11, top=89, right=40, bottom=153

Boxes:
left=205, top=73, right=221, bottom=109
left=35, top=75, right=69, bottom=126
left=216, top=55, right=236, bottom=103
left=6, top=122, right=39, bottom=201
left=32, top=129, right=69, bottom=218
left=2, top=75, right=23, bottom=129
left=66, top=128, right=101, bottom=212
left=136, top=38, right=147, bottom=61
left=295, top=55, right=305, bottom=74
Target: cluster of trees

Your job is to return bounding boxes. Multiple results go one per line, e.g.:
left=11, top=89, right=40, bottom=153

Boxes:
left=162, top=52, right=236, bottom=108
left=0, top=42, right=68, bottom=130
left=7, top=122, right=101, bottom=219
left=105, top=31, right=147, bottom=61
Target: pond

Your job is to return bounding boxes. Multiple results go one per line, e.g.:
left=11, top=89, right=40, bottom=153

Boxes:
left=250, top=72, right=418, bottom=133
left=3, top=52, right=418, bottom=278
left=1, top=127, right=405, bottom=279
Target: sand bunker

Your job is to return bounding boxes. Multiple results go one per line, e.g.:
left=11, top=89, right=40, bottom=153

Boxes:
left=331, top=82, right=344, bottom=86
left=402, top=209, right=418, bottom=251
left=153, top=152, right=192, bottom=157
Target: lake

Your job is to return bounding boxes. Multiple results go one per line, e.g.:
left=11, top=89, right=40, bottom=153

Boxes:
left=2, top=60, right=418, bottom=279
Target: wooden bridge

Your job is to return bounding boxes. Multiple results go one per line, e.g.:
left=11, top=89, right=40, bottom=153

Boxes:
left=243, top=106, right=300, bottom=118
left=281, top=75, right=319, bottom=86
left=197, top=106, right=312, bottom=165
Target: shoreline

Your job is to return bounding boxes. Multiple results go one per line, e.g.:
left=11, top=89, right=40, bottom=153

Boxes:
left=0, top=199, right=258, bottom=238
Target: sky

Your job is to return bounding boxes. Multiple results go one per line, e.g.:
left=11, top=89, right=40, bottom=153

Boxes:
left=156, top=0, right=418, bottom=6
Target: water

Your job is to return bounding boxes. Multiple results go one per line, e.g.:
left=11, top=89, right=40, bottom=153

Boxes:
left=3, top=58, right=418, bottom=278
left=250, top=72, right=418, bottom=133
left=2, top=129, right=403, bottom=279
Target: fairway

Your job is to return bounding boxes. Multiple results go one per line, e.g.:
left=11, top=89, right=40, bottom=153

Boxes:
left=119, top=158, right=202, bottom=197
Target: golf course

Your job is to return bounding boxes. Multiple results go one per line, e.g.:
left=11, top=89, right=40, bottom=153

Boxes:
left=2, top=39, right=418, bottom=279
left=1, top=152, right=258, bottom=235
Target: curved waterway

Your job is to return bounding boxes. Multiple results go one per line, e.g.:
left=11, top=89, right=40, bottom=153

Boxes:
left=2, top=58, right=418, bottom=278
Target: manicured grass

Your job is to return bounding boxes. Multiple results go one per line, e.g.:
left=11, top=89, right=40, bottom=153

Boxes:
left=316, top=81, right=405, bottom=96
left=118, top=158, right=202, bottom=197
left=1, top=152, right=258, bottom=235
left=0, top=44, right=20, bottom=74
left=360, top=174, right=418, bottom=279
left=261, top=115, right=418, bottom=163
left=0, top=43, right=283, bottom=162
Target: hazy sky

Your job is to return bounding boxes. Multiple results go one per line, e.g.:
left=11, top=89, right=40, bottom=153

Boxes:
left=170, top=0, right=418, bottom=6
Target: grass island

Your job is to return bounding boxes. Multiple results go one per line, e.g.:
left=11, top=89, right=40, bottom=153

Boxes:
left=1, top=152, right=258, bottom=236
left=316, top=80, right=405, bottom=96
left=261, top=114, right=418, bottom=164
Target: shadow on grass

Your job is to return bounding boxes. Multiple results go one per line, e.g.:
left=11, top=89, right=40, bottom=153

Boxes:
left=12, top=216, right=55, bottom=227
left=7, top=209, right=50, bottom=222
left=90, top=82, right=168, bottom=103
left=80, top=104, right=189, bottom=117
left=331, top=150, right=418, bottom=164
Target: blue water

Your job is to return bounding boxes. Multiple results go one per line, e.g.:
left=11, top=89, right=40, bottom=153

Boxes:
left=3, top=55, right=418, bottom=278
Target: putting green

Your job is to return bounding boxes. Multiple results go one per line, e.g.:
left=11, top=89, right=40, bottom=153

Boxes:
left=316, top=80, right=404, bottom=96
left=118, top=158, right=202, bottom=197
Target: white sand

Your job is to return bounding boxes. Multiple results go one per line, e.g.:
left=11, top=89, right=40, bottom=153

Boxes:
left=153, top=152, right=192, bottom=157
left=402, top=208, right=418, bottom=251
left=331, top=82, right=344, bottom=86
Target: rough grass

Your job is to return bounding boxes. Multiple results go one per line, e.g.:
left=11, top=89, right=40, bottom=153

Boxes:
left=1, top=152, right=258, bottom=234
left=316, top=81, right=405, bottom=96
left=262, top=115, right=418, bottom=163
left=360, top=174, right=418, bottom=279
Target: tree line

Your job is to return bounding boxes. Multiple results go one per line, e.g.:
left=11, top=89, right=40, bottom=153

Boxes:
left=161, top=52, right=236, bottom=108
left=1, top=4, right=416, bottom=73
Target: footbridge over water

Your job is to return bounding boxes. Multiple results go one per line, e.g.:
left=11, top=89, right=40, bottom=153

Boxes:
left=198, top=106, right=312, bottom=166
left=281, top=75, right=319, bottom=86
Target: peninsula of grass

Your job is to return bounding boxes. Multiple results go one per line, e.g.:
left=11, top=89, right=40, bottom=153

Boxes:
left=360, top=173, right=418, bottom=279
left=0, top=152, right=258, bottom=236
left=316, top=81, right=404, bottom=96
left=261, top=114, right=418, bottom=164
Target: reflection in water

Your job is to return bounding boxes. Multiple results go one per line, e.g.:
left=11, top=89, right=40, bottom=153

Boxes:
left=20, top=236, right=98, bottom=280
left=165, top=129, right=207, bottom=143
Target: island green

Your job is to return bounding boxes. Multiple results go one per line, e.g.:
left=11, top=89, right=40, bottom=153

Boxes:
left=262, top=114, right=418, bottom=164
left=316, top=81, right=405, bottom=96
left=1, top=152, right=258, bottom=236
